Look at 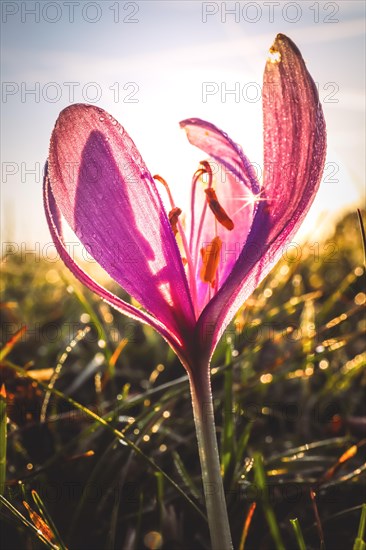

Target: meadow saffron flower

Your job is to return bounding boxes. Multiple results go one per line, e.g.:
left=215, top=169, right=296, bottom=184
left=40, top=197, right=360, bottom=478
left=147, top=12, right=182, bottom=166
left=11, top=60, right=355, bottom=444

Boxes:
left=44, top=34, right=326, bottom=549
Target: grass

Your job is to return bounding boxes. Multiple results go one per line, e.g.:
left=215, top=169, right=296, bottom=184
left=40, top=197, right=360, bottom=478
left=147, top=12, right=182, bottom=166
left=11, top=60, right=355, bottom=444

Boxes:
left=0, top=209, right=365, bottom=550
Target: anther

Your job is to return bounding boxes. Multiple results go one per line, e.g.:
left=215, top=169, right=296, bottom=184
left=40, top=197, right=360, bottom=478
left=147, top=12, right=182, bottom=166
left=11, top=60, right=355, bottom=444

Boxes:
left=200, top=236, right=222, bottom=288
left=154, top=175, right=183, bottom=235
left=204, top=188, right=234, bottom=231
left=168, top=207, right=182, bottom=236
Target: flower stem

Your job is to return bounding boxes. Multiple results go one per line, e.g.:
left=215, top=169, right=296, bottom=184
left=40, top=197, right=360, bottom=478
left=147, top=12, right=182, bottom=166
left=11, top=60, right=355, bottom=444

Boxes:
left=188, top=367, right=233, bottom=550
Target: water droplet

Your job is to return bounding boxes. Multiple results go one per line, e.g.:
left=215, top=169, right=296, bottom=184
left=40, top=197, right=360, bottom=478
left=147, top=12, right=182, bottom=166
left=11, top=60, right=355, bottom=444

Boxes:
left=99, top=116, right=105, bottom=122
left=268, top=48, right=281, bottom=64
left=111, top=119, right=117, bottom=126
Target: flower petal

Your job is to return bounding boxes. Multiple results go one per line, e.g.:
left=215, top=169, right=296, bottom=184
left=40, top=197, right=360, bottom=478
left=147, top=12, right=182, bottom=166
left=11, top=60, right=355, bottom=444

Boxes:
left=180, top=118, right=260, bottom=196
left=262, top=34, right=326, bottom=238
left=48, top=104, right=195, bottom=337
left=180, top=119, right=261, bottom=312
left=197, top=34, right=326, bottom=357
left=44, top=166, right=185, bottom=354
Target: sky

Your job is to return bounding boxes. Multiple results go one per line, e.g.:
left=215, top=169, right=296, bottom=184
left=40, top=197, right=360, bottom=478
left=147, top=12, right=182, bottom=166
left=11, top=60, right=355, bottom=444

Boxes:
left=1, top=0, right=365, bottom=251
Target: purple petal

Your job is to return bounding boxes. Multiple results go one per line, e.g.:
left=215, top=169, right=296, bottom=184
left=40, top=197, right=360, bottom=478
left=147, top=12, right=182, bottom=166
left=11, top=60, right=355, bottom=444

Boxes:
left=180, top=118, right=260, bottom=196
left=197, top=34, right=327, bottom=357
left=44, top=167, right=185, bottom=353
left=48, top=104, right=195, bottom=338
left=180, top=119, right=261, bottom=312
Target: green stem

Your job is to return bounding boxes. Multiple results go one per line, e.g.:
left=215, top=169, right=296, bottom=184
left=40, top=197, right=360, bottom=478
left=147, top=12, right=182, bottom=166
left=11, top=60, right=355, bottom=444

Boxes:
left=189, top=366, right=233, bottom=550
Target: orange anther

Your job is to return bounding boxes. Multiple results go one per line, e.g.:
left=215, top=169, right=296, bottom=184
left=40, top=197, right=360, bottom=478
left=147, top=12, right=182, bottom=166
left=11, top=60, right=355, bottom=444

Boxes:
left=168, top=207, right=182, bottom=235
left=200, top=236, right=222, bottom=288
left=204, top=188, right=234, bottom=231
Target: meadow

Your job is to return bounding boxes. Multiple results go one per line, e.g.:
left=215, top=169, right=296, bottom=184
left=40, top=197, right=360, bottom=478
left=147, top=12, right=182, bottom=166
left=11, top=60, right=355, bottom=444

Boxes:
left=1, top=209, right=365, bottom=550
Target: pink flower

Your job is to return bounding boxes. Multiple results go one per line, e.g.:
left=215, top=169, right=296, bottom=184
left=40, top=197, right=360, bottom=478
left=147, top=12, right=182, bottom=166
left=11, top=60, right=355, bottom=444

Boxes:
left=45, top=34, right=326, bottom=373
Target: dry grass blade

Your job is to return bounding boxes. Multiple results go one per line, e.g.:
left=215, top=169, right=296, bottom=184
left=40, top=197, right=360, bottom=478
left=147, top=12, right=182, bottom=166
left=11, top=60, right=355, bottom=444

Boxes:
left=0, top=384, right=7, bottom=496
left=310, top=489, right=325, bottom=549
left=239, top=502, right=256, bottom=550
left=357, top=209, right=366, bottom=266
left=321, top=443, right=359, bottom=483
left=0, top=495, right=58, bottom=549
left=23, top=501, right=57, bottom=546
left=0, top=326, right=27, bottom=361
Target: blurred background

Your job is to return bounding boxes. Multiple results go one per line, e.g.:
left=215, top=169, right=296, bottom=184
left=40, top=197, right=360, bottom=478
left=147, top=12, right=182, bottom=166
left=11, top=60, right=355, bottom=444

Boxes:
left=1, top=0, right=365, bottom=247
left=1, top=3, right=366, bottom=549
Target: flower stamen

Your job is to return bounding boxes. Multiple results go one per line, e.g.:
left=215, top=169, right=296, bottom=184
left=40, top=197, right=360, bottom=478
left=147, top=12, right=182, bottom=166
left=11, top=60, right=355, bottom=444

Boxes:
left=198, top=160, right=213, bottom=187
left=168, top=207, right=182, bottom=236
left=192, top=161, right=215, bottom=263
left=204, top=188, right=234, bottom=231
left=154, top=174, right=199, bottom=318
left=153, top=174, right=175, bottom=206
left=200, top=236, right=222, bottom=288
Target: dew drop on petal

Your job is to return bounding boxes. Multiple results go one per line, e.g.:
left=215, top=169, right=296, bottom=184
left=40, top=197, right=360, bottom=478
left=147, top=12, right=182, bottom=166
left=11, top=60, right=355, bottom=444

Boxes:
left=268, top=49, right=281, bottom=64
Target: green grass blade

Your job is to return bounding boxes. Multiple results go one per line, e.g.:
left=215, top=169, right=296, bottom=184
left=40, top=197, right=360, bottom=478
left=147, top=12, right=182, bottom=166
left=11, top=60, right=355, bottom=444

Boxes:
left=353, top=504, right=366, bottom=550
left=253, top=453, right=285, bottom=550
left=221, top=343, right=236, bottom=488
left=173, top=450, right=200, bottom=501
left=290, top=518, right=307, bottom=550
left=319, top=270, right=358, bottom=321
left=40, top=326, right=91, bottom=423
left=235, top=422, right=252, bottom=476
left=64, top=276, right=112, bottom=364
left=31, top=489, right=67, bottom=550
left=354, top=539, right=366, bottom=550
left=155, top=471, right=164, bottom=534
